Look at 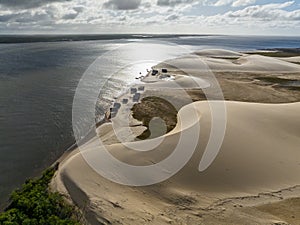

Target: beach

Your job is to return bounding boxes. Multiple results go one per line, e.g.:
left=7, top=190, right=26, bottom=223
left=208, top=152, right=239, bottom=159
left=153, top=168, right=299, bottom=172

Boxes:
left=52, top=49, right=300, bottom=224
left=52, top=102, right=300, bottom=224
left=1, top=36, right=300, bottom=207
left=1, top=0, right=300, bottom=223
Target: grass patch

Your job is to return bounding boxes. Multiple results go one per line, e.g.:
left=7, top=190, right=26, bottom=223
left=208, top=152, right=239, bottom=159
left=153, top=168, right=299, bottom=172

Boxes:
left=0, top=164, right=80, bottom=225
left=291, top=62, right=300, bottom=65
left=255, top=76, right=295, bottom=84
left=256, top=76, right=300, bottom=85
left=247, top=49, right=300, bottom=58
left=248, top=52, right=298, bottom=57
left=131, top=96, right=178, bottom=140
left=256, top=77, right=300, bottom=91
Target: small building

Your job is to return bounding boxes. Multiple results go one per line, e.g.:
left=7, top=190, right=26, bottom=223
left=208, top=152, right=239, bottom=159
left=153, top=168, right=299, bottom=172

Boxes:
left=122, top=98, right=128, bottom=104
left=130, top=88, right=137, bottom=94
left=110, top=107, right=118, bottom=113
left=113, top=102, right=121, bottom=109
left=133, top=93, right=141, bottom=102
left=152, top=69, right=158, bottom=76
left=138, top=86, right=145, bottom=91
left=110, top=112, right=117, bottom=118
left=162, top=68, right=168, bottom=73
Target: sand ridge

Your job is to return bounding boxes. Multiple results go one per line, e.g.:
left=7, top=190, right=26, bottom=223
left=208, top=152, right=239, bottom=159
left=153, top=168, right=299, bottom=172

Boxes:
left=195, top=50, right=300, bottom=72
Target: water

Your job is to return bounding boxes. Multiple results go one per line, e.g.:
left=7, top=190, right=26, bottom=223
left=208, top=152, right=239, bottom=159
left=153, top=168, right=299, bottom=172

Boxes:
left=0, top=35, right=299, bottom=207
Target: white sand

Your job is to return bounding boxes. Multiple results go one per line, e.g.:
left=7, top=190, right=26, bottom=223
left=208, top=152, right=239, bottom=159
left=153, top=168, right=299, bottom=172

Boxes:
left=52, top=101, right=300, bottom=225
left=51, top=49, right=300, bottom=224
left=279, top=56, right=300, bottom=64
left=195, top=49, right=243, bottom=57
left=164, top=49, right=300, bottom=73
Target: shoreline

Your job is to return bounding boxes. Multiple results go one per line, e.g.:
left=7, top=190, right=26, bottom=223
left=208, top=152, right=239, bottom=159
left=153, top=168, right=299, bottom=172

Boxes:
left=2, top=47, right=300, bottom=221
left=55, top=47, right=300, bottom=166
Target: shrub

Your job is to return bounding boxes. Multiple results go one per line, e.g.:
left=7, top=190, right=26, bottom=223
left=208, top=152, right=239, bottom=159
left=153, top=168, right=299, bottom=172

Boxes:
left=0, top=166, right=80, bottom=225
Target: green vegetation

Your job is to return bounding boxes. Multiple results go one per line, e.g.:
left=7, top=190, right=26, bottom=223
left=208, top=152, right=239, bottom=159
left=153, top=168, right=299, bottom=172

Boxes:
left=255, top=76, right=296, bottom=84
left=132, top=96, right=178, bottom=140
left=247, top=49, right=300, bottom=58
left=255, top=76, right=300, bottom=91
left=0, top=165, right=80, bottom=225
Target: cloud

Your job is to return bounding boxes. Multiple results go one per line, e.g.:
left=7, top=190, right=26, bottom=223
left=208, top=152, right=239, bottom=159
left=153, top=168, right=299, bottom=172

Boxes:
left=73, top=6, right=85, bottom=13
left=232, top=0, right=256, bottom=7
left=2, top=9, right=55, bottom=24
left=103, top=0, right=141, bottom=10
left=214, top=0, right=256, bottom=7
left=166, top=13, right=180, bottom=20
left=0, top=0, right=72, bottom=9
left=62, top=11, right=78, bottom=20
left=0, top=2, right=80, bottom=24
left=0, top=13, right=15, bottom=22
left=226, top=1, right=300, bottom=20
left=214, top=0, right=233, bottom=6
left=157, top=0, right=197, bottom=6
left=0, top=0, right=299, bottom=35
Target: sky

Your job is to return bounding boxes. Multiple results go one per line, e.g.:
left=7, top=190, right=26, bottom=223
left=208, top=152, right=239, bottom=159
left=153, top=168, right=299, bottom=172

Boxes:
left=0, top=0, right=299, bottom=35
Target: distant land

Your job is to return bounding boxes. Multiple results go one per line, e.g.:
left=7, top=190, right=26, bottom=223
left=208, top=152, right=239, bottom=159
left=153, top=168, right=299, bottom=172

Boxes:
left=0, top=34, right=213, bottom=44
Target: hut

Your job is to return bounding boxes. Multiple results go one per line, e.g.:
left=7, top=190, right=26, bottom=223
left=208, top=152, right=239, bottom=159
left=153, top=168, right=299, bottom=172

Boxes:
left=130, top=88, right=137, bottom=94
left=138, top=86, right=145, bottom=91
left=110, top=112, right=117, bottom=118
left=122, top=98, right=128, bottom=104
left=162, top=68, right=168, bottom=73
left=110, top=107, right=118, bottom=113
left=152, top=69, right=158, bottom=76
left=113, top=102, right=121, bottom=109
left=133, top=93, right=141, bottom=102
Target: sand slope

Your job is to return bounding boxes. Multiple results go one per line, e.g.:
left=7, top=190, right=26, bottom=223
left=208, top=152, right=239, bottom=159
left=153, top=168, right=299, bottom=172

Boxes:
left=195, top=49, right=243, bottom=57
left=52, top=101, right=300, bottom=225
left=163, top=49, right=300, bottom=73
left=279, top=56, right=300, bottom=64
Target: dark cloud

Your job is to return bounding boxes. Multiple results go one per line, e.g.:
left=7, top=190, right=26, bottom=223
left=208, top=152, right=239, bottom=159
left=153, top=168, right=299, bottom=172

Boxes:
left=0, top=0, right=71, bottom=9
left=73, top=6, right=85, bottom=13
left=0, top=14, right=15, bottom=22
left=9, top=11, right=54, bottom=23
left=62, top=12, right=78, bottom=20
left=103, top=0, right=141, bottom=10
left=157, top=0, right=196, bottom=6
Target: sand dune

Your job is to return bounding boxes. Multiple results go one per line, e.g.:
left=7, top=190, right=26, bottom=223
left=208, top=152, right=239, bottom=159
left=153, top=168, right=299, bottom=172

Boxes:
left=203, top=54, right=300, bottom=72
left=52, top=49, right=300, bottom=224
left=194, top=49, right=243, bottom=57
left=52, top=101, right=300, bottom=225
left=161, top=49, right=300, bottom=73
left=280, top=56, right=300, bottom=64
